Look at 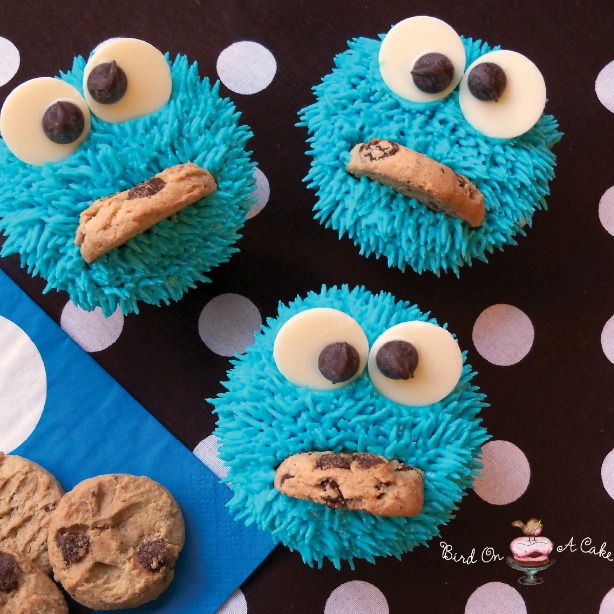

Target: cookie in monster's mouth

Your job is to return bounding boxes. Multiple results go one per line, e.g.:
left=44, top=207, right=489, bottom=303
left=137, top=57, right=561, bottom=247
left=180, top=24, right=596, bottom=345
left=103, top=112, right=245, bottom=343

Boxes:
left=212, top=286, right=488, bottom=568
left=0, top=38, right=255, bottom=315
left=299, top=16, right=562, bottom=274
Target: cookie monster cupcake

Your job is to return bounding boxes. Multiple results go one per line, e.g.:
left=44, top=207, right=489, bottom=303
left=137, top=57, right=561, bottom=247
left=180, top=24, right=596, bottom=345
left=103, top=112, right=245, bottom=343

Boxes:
left=298, top=16, right=562, bottom=274
left=212, top=285, right=488, bottom=568
left=0, top=38, right=255, bottom=315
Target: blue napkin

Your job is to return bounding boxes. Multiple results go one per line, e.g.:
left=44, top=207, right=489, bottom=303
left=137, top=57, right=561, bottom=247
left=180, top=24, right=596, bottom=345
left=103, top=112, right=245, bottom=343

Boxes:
left=0, top=270, right=275, bottom=613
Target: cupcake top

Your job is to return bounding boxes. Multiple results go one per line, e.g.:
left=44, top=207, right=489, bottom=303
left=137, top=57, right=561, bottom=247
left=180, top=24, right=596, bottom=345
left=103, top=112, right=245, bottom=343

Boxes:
left=0, top=38, right=255, bottom=316
left=298, top=16, right=561, bottom=275
left=212, top=285, right=488, bottom=568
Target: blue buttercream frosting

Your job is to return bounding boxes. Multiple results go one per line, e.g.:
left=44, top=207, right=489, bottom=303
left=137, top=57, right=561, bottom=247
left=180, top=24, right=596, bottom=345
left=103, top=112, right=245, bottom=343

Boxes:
left=0, top=54, right=255, bottom=315
left=298, top=35, right=562, bottom=275
left=212, top=285, right=489, bottom=568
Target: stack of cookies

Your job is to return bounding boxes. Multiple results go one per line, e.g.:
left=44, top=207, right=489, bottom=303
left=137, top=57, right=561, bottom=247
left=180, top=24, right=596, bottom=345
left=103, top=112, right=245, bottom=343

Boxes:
left=0, top=453, right=185, bottom=612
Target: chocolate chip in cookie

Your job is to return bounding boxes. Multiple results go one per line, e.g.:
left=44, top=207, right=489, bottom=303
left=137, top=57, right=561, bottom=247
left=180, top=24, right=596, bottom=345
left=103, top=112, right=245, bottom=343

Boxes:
left=352, top=453, right=386, bottom=469
left=54, top=530, right=90, bottom=565
left=138, top=540, right=169, bottom=573
left=0, top=552, right=19, bottom=592
left=320, top=479, right=346, bottom=509
left=316, top=452, right=352, bottom=470
left=128, top=177, right=166, bottom=200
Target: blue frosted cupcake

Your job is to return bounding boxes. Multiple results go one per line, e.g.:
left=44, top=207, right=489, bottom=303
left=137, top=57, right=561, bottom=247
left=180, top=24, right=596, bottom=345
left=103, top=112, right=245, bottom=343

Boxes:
left=298, top=16, right=562, bottom=275
left=0, top=38, right=255, bottom=315
left=212, top=285, right=489, bottom=568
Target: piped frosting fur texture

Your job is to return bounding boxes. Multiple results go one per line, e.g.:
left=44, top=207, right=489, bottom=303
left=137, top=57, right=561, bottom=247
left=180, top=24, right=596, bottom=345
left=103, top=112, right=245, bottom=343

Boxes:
left=298, top=36, right=562, bottom=275
left=212, top=285, right=489, bottom=568
left=0, top=54, right=255, bottom=315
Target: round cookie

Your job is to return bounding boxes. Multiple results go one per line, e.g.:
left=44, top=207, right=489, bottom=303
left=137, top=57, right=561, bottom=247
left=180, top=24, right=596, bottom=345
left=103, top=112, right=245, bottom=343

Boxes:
left=0, top=453, right=64, bottom=574
left=298, top=21, right=561, bottom=275
left=48, top=474, right=185, bottom=610
left=0, top=39, right=255, bottom=316
left=212, top=285, right=489, bottom=568
left=0, top=549, right=68, bottom=614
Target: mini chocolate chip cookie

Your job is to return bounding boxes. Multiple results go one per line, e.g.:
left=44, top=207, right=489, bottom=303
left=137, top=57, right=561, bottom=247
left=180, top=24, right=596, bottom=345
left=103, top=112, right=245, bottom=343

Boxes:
left=75, top=162, right=217, bottom=263
left=274, top=451, right=424, bottom=516
left=347, top=138, right=485, bottom=227
left=0, top=549, right=68, bottom=613
left=0, top=453, right=64, bottom=574
left=48, top=474, right=185, bottom=610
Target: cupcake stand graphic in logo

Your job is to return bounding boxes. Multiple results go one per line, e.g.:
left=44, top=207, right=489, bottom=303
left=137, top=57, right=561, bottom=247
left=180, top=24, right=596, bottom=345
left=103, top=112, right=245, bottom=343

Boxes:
left=507, top=518, right=555, bottom=585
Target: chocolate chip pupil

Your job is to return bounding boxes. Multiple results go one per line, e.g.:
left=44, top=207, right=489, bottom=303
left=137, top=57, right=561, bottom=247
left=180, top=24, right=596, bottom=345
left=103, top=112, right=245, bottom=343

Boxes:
left=411, top=52, right=455, bottom=94
left=318, top=342, right=360, bottom=384
left=376, top=340, right=418, bottom=380
left=87, top=60, right=128, bottom=104
left=42, top=101, right=85, bottom=145
left=467, top=62, right=507, bottom=102
left=0, top=551, right=19, bottom=592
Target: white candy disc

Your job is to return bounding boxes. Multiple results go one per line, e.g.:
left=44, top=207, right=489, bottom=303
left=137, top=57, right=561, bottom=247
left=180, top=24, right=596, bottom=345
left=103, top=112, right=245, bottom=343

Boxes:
left=273, top=308, right=369, bottom=390
left=459, top=50, right=546, bottom=139
left=83, top=38, right=172, bottom=123
left=368, top=321, right=463, bottom=407
left=379, top=16, right=466, bottom=103
left=0, top=78, right=90, bottom=166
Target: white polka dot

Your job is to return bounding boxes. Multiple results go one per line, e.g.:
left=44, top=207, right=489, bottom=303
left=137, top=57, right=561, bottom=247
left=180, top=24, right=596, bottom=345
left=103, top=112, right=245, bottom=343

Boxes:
left=0, top=37, right=20, bottom=87
left=596, top=60, right=614, bottom=114
left=60, top=302, right=124, bottom=353
left=0, top=317, right=47, bottom=452
left=198, top=293, right=261, bottom=357
left=599, top=186, right=614, bottom=236
left=472, top=304, right=534, bottom=366
left=473, top=440, right=531, bottom=505
left=465, top=582, right=526, bottom=614
left=600, top=587, right=614, bottom=614
left=247, top=167, right=270, bottom=219
left=602, top=315, right=614, bottom=364
left=194, top=435, right=229, bottom=481
left=325, top=581, right=389, bottom=614
left=216, top=589, right=247, bottom=614
left=216, top=41, right=276, bottom=95
left=601, top=449, right=614, bottom=501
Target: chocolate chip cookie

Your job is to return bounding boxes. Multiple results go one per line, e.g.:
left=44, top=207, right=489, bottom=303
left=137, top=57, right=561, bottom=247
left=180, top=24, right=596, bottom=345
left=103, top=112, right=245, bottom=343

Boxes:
left=0, top=549, right=68, bottom=613
left=75, top=162, right=217, bottom=263
left=0, top=453, right=64, bottom=574
left=274, top=451, right=424, bottom=516
left=48, top=474, right=185, bottom=610
left=347, top=138, right=485, bottom=227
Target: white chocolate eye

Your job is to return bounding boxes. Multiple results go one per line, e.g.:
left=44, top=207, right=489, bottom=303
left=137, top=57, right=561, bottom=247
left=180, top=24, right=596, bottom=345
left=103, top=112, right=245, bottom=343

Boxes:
left=368, top=321, right=463, bottom=407
left=83, top=38, right=172, bottom=123
left=273, top=308, right=369, bottom=390
left=459, top=50, right=546, bottom=139
left=379, top=16, right=466, bottom=103
left=0, top=78, right=91, bottom=166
